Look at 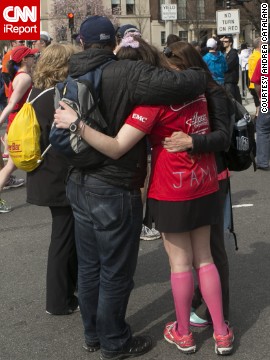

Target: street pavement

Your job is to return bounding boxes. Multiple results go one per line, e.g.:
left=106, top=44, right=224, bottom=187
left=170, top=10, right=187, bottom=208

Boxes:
left=1, top=94, right=270, bottom=360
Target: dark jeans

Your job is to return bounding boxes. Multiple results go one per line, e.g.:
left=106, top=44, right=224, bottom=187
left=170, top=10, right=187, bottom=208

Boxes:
left=46, top=206, right=77, bottom=313
left=192, top=179, right=230, bottom=320
left=66, top=172, right=143, bottom=352
left=256, top=108, right=270, bottom=168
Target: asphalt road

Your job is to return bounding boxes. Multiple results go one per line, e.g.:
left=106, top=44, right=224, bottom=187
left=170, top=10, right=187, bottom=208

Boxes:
left=1, top=94, right=269, bottom=360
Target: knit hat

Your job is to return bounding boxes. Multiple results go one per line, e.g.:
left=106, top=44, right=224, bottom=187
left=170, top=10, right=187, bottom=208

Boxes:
left=116, top=24, right=140, bottom=39
left=79, top=16, right=115, bottom=45
left=11, top=46, right=38, bottom=63
left=206, top=38, right=217, bottom=49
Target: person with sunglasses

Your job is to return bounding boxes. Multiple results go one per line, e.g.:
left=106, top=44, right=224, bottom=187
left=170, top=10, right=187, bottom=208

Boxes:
left=221, top=35, right=242, bottom=104
left=32, top=31, right=53, bottom=53
left=0, top=46, right=37, bottom=213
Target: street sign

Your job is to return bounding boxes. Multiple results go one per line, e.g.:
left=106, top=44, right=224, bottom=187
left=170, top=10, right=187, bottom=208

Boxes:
left=216, top=9, right=240, bottom=35
left=161, top=4, right=177, bottom=21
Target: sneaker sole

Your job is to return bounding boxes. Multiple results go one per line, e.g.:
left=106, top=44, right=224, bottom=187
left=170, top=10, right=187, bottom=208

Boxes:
left=100, top=347, right=151, bottom=360
left=0, top=209, right=12, bottom=213
left=164, top=335, right=196, bottom=354
left=214, top=335, right=234, bottom=355
left=140, top=235, right=161, bottom=241
left=215, top=345, right=233, bottom=355
left=3, top=182, right=25, bottom=190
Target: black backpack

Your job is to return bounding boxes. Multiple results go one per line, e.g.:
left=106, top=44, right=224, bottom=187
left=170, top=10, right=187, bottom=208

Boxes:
left=225, top=98, right=256, bottom=172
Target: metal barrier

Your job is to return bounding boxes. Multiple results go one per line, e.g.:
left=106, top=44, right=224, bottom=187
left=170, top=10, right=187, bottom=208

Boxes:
left=240, top=63, right=249, bottom=100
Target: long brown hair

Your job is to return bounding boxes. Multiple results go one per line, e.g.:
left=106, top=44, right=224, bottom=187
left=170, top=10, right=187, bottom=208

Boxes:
left=165, top=41, right=211, bottom=72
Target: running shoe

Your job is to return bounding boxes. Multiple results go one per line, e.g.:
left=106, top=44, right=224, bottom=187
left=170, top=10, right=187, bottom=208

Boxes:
left=2, top=153, right=9, bottom=161
left=0, top=198, right=12, bottom=213
left=140, top=225, right=161, bottom=241
left=190, top=308, right=212, bottom=327
left=3, top=175, right=25, bottom=190
left=213, top=322, right=234, bottom=355
left=164, top=321, right=196, bottom=354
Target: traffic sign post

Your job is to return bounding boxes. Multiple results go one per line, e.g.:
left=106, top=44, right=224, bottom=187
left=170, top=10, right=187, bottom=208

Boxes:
left=216, top=9, right=240, bottom=35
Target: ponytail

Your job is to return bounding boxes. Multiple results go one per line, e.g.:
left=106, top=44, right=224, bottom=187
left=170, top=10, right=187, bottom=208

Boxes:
left=7, top=60, right=20, bottom=81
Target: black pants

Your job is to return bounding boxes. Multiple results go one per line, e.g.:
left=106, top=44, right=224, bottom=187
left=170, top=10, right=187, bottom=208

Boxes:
left=192, top=179, right=230, bottom=320
left=46, top=206, right=78, bottom=313
left=225, top=82, right=242, bottom=105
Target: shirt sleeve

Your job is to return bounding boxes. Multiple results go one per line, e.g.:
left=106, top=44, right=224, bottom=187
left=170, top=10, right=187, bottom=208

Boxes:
left=251, top=59, right=261, bottom=84
left=125, top=105, right=163, bottom=134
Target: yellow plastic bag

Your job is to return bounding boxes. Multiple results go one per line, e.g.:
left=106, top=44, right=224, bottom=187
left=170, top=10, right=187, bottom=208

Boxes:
left=7, top=102, right=41, bottom=172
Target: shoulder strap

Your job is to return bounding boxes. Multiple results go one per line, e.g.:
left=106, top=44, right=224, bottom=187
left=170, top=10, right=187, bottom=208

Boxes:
left=27, top=87, right=54, bottom=104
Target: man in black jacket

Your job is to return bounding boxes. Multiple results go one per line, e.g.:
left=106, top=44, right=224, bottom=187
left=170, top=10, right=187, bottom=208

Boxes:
left=222, top=35, right=242, bottom=104
left=55, top=15, right=208, bottom=360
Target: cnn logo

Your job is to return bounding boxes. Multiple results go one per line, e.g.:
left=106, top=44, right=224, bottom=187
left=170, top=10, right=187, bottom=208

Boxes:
left=3, top=6, right=37, bottom=22
left=0, top=0, right=40, bottom=41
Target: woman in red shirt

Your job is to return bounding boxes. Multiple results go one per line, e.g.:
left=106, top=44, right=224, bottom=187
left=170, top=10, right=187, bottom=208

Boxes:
left=0, top=46, right=36, bottom=212
left=54, top=38, right=234, bottom=355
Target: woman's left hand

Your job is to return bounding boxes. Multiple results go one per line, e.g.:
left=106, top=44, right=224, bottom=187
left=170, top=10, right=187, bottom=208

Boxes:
left=54, top=101, right=78, bottom=128
left=163, top=131, right=193, bottom=152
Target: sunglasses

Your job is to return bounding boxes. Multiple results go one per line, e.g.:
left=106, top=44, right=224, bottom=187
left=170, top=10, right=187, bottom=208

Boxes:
left=25, top=54, right=35, bottom=58
left=222, top=40, right=229, bottom=43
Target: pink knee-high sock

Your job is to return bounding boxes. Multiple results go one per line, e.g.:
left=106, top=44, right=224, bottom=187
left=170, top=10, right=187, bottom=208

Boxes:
left=171, top=271, right=194, bottom=336
left=196, top=263, right=227, bottom=335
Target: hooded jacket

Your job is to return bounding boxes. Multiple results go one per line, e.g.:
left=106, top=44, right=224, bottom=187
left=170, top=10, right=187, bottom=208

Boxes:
left=239, top=48, right=252, bottom=70
left=68, top=48, right=208, bottom=189
left=203, top=51, right=228, bottom=85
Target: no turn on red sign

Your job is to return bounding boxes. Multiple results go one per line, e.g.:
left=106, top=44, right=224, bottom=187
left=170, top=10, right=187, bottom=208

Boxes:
left=216, top=9, right=240, bottom=35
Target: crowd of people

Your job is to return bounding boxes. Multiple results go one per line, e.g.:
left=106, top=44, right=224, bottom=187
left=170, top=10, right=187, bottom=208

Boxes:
left=0, top=15, right=266, bottom=359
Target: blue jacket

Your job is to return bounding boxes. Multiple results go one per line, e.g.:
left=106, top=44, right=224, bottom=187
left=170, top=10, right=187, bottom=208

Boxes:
left=203, top=51, right=228, bottom=85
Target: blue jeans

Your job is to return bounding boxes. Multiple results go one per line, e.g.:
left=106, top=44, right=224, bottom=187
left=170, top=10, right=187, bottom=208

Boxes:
left=66, top=172, right=143, bottom=352
left=256, top=108, right=270, bottom=168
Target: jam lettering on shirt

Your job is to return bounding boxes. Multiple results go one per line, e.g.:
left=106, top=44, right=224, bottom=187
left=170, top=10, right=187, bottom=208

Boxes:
left=172, top=161, right=217, bottom=189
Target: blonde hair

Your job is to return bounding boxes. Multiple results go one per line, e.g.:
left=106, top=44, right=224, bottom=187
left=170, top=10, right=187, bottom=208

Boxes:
left=33, top=43, right=77, bottom=89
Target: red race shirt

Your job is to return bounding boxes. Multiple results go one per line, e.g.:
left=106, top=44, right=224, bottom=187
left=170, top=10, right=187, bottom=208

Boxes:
left=251, top=54, right=270, bottom=108
left=125, top=95, right=218, bottom=201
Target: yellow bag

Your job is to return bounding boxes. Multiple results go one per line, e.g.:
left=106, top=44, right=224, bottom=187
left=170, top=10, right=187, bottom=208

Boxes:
left=7, top=88, right=53, bottom=172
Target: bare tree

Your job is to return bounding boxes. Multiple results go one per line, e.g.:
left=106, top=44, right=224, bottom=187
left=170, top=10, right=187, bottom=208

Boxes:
left=134, top=0, right=149, bottom=35
left=50, top=0, right=118, bottom=42
left=186, top=0, right=214, bottom=43
left=239, top=0, right=266, bottom=32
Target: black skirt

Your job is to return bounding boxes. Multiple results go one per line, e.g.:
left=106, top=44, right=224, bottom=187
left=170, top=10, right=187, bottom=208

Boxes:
left=148, top=191, right=219, bottom=233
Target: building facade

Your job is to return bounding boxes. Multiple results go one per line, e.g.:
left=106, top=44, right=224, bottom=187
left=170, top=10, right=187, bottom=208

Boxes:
left=41, top=0, right=261, bottom=49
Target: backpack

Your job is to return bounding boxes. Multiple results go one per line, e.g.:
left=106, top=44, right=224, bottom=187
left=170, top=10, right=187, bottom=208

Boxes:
left=225, top=98, right=256, bottom=172
left=49, top=62, right=113, bottom=169
left=7, top=88, right=53, bottom=172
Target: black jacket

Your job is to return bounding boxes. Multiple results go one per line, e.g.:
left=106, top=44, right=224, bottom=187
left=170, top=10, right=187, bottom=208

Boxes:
left=26, top=88, right=71, bottom=207
left=190, top=83, right=233, bottom=174
left=68, top=48, right=208, bottom=189
left=224, top=48, right=240, bottom=84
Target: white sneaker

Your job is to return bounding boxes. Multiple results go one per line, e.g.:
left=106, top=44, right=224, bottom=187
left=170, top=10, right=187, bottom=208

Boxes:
left=3, top=175, right=25, bottom=190
left=140, top=225, right=161, bottom=241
